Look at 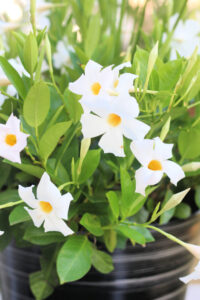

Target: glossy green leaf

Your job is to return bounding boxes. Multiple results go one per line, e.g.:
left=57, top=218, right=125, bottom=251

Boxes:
left=0, top=56, right=26, bottom=99
left=78, top=149, right=101, bottom=184
left=39, top=121, right=71, bottom=162
left=23, top=81, right=50, bottom=127
left=29, top=271, right=54, bottom=300
left=80, top=213, right=103, bottom=236
left=178, top=129, right=200, bottom=159
left=117, top=224, right=146, bottom=245
left=104, top=230, right=117, bottom=253
left=92, top=248, right=114, bottom=274
left=9, top=205, right=30, bottom=225
left=57, top=235, right=92, bottom=283
left=4, top=160, right=44, bottom=178
left=120, top=167, right=135, bottom=218
left=106, top=191, right=119, bottom=219
left=64, top=89, right=83, bottom=123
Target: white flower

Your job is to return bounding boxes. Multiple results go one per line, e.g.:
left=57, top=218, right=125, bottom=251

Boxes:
left=130, top=137, right=185, bottom=195
left=81, top=98, right=150, bottom=157
left=183, top=242, right=200, bottom=260
left=180, top=261, right=200, bottom=284
left=0, top=114, right=29, bottom=163
left=0, top=231, right=4, bottom=236
left=164, top=14, right=200, bottom=59
left=53, top=40, right=73, bottom=70
left=69, top=60, right=137, bottom=112
left=19, top=172, right=74, bottom=237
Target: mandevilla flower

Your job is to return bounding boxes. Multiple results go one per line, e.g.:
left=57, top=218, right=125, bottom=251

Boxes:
left=69, top=60, right=137, bottom=112
left=53, top=40, right=73, bottom=71
left=0, top=231, right=4, bottom=236
left=164, top=14, right=200, bottom=59
left=130, top=137, right=185, bottom=195
left=180, top=262, right=200, bottom=284
left=19, top=172, right=74, bottom=237
left=81, top=99, right=150, bottom=157
left=0, top=114, right=29, bottom=163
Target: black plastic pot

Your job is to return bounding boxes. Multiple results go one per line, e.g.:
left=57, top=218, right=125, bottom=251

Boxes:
left=0, top=212, right=200, bottom=300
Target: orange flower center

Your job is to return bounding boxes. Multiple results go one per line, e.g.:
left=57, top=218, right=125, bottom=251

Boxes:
left=39, top=201, right=53, bottom=213
left=5, top=134, right=17, bottom=146
left=113, top=79, right=119, bottom=88
left=148, top=160, right=162, bottom=171
left=107, top=114, right=122, bottom=127
left=91, top=82, right=101, bottom=95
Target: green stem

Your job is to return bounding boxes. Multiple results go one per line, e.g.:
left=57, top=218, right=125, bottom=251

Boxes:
left=129, top=87, right=158, bottom=95
left=58, top=181, right=74, bottom=191
left=145, top=224, right=186, bottom=248
left=0, top=200, right=24, bottom=209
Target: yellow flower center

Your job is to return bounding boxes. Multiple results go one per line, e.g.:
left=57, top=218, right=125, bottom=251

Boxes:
left=5, top=134, right=17, bottom=146
left=113, top=79, right=119, bottom=88
left=91, top=82, right=101, bottom=95
left=148, top=160, right=162, bottom=171
left=39, top=201, right=53, bottom=213
left=107, top=113, right=122, bottom=127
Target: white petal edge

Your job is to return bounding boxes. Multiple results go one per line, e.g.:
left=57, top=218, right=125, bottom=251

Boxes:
left=37, top=172, right=61, bottom=205
left=162, top=160, right=185, bottom=185
left=44, top=214, right=74, bottom=236
left=135, top=167, right=163, bottom=196
left=99, top=129, right=125, bottom=157
left=81, top=113, right=108, bottom=138
left=18, top=185, right=37, bottom=208
left=25, top=207, right=44, bottom=227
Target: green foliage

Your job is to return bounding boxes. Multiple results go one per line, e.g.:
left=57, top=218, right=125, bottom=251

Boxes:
left=80, top=213, right=103, bottom=236
left=106, top=191, right=119, bottom=219
left=178, top=129, right=200, bottom=159
left=84, top=14, right=101, bottom=58
left=9, top=205, right=30, bottom=225
left=23, top=81, right=50, bottom=128
left=117, top=224, right=146, bottom=245
left=78, top=149, right=101, bottom=184
left=64, top=89, right=83, bottom=123
left=0, top=56, right=26, bottom=99
left=23, top=33, right=38, bottom=75
left=57, top=235, right=92, bottom=283
left=39, top=121, right=72, bottom=163
left=92, top=248, right=114, bottom=274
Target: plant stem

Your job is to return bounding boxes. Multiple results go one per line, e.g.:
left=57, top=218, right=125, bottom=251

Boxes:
left=129, top=87, right=158, bottom=95
left=145, top=224, right=186, bottom=248
left=0, top=200, right=24, bottom=209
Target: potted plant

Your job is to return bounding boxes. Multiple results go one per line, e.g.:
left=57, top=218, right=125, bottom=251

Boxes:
left=0, top=1, right=200, bottom=300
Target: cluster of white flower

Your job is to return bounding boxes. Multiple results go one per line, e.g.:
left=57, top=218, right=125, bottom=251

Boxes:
left=69, top=60, right=185, bottom=196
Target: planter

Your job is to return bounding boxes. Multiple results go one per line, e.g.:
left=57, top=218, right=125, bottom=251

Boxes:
left=0, top=212, right=200, bottom=300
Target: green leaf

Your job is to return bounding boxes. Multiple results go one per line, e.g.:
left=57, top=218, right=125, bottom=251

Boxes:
left=120, top=167, right=135, bottom=218
left=174, top=203, right=191, bottom=219
left=23, top=225, right=66, bottom=245
left=23, top=33, right=38, bottom=75
left=159, top=190, right=175, bottom=225
left=117, top=224, right=146, bottom=245
left=0, top=56, right=26, bottom=99
left=29, top=271, right=54, bottom=300
left=64, top=89, right=83, bottom=123
left=23, top=81, right=50, bottom=127
left=92, top=248, right=114, bottom=274
left=39, top=121, right=72, bottom=162
left=80, top=213, right=103, bottom=236
left=0, top=189, right=20, bottom=205
left=178, top=128, right=200, bottom=159
left=106, top=191, right=119, bottom=219
left=78, top=149, right=101, bottom=184
left=57, top=235, right=92, bottom=283
left=9, top=205, right=30, bottom=225
left=84, top=14, right=101, bottom=58
left=104, top=230, right=117, bottom=253
left=83, top=0, right=95, bottom=16
left=4, top=160, right=44, bottom=178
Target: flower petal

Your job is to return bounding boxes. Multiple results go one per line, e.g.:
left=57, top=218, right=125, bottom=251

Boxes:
left=37, top=172, right=61, bottom=204
left=6, top=114, right=20, bottom=132
left=99, top=129, right=125, bottom=157
left=154, top=137, right=173, bottom=160
left=0, top=149, right=21, bottom=163
left=85, top=60, right=102, bottom=80
left=18, top=185, right=37, bottom=208
left=122, top=118, right=150, bottom=141
left=54, top=193, right=73, bottom=220
left=25, top=207, right=44, bottom=227
left=162, top=160, right=185, bottom=185
left=130, top=139, right=154, bottom=166
left=135, top=167, right=163, bottom=196
left=68, top=74, right=87, bottom=96
left=0, top=231, right=4, bottom=236
left=81, top=113, right=108, bottom=138
left=44, top=214, right=74, bottom=236
left=180, top=262, right=200, bottom=284
left=117, top=73, right=138, bottom=93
